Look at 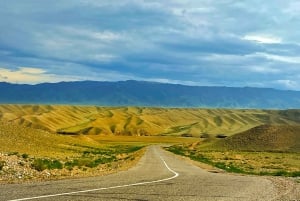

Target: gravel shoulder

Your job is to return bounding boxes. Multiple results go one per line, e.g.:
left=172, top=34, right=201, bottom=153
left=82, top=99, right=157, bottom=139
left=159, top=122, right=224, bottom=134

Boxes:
left=0, top=149, right=145, bottom=184
left=167, top=150, right=300, bottom=201
left=1, top=146, right=299, bottom=201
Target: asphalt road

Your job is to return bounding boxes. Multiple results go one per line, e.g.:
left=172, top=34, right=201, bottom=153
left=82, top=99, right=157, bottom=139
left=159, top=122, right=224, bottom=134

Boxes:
left=0, top=146, right=294, bottom=201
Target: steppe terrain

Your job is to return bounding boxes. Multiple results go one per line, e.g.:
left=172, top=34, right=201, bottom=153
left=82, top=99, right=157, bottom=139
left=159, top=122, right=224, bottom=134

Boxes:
left=0, top=105, right=299, bottom=137
left=0, top=105, right=299, bottom=200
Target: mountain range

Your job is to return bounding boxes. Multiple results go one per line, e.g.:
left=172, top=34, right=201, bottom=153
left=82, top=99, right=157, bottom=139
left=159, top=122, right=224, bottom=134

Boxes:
left=0, top=80, right=300, bottom=108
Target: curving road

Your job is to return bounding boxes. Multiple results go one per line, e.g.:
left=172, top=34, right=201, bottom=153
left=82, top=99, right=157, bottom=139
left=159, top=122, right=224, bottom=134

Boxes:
left=0, top=146, right=295, bottom=201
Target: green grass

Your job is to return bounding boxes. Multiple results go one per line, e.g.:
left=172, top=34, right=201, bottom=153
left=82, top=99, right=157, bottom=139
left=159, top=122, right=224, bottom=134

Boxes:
left=259, top=170, right=300, bottom=177
left=167, top=146, right=245, bottom=174
left=166, top=145, right=300, bottom=177
left=30, top=145, right=144, bottom=171
left=32, top=159, right=63, bottom=171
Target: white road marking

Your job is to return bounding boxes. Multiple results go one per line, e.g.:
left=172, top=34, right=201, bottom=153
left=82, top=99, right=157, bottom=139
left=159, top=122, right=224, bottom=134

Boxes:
left=8, top=153, right=179, bottom=201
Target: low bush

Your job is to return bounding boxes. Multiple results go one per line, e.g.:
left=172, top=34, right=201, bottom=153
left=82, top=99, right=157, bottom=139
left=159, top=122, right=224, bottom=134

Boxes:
left=166, top=146, right=185, bottom=155
left=214, top=162, right=245, bottom=173
left=21, top=153, right=29, bottom=159
left=216, top=134, right=227, bottom=138
left=263, top=170, right=300, bottom=177
left=32, top=159, right=63, bottom=171
left=290, top=171, right=300, bottom=177
left=0, top=161, right=5, bottom=170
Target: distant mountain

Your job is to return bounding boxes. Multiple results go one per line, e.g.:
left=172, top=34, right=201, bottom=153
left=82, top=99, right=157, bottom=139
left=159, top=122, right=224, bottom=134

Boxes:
left=0, top=80, right=300, bottom=108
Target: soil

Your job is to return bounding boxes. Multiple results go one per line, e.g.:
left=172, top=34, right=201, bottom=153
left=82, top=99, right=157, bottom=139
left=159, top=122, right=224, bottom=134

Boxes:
left=0, top=149, right=145, bottom=184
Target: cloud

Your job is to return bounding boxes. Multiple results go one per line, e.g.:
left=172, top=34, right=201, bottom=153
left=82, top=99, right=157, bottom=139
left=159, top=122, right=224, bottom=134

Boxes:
left=243, top=35, right=282, bottom=44
left=19, top=67, right=46, bottom=74
left=0, top=67, right=77, bottom=84
left=0, top=0, right=300, bottom=90
left=253, top=53, right=300, bottom=64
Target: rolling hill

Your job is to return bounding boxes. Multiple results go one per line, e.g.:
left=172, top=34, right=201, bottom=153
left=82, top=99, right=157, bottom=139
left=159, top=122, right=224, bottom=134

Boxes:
left=1, top=80, right=300, bottom=108
left=212, top=124, right=300, bottom=152
left=0, top=105, right=299, bottom=137
left=0, top=120, right=102, bottom=158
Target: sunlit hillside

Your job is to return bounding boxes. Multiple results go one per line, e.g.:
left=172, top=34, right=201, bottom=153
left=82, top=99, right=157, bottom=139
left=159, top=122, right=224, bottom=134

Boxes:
left=0, top=121, right=102, bottom=158
left=0, top=105, right=299, bottom=137
left=211, top=124, right=300, bottom=152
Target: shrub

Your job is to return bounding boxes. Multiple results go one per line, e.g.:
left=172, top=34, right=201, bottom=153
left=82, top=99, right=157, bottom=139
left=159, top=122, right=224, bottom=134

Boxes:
left=8, top=152, right=18, bottom=156
left=190, top=155, right=211, bottom=164
left=31, top=159, right=63, bottom=171
left=200, top=133, right=209, bottom=138
left=181, top=133, right=193, bottom=137
left=65, top=158, right=95, bottom=168
left=216, top=134, right=227, bottom=138
left=32, top=159, right=49, bottom=171
left=0, top=161, right=5, bottom=170
left=290, top=171, right=300, bottom=177
left=125, top=146, right=143, bottom=153
left=51, top=160, right=63, bottom=169
left=214, top=162, right=245, bottom=173
left=22, top=153, right=29, bottom=159
left=95, top=156, right=115, bottom=164
left=166, top=146, right=185, bottom=156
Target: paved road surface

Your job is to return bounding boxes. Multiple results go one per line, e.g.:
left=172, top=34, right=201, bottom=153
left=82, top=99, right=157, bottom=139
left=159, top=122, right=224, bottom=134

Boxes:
left=0, top=146, right=297, bottom=201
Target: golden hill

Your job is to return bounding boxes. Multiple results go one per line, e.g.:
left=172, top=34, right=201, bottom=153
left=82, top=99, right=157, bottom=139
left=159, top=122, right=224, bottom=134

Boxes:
left=0, top=105, right=299, bottom=137
left=212, top=124, right=300, bottom=152
left=0, top=120, right=104, bottom=158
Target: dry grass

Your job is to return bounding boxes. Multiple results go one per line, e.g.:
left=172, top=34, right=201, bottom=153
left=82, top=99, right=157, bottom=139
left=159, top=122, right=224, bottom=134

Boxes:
left=212, top=124, right=300, bottom=152
left=0, top=105, right=299, bottom=137
left=0, top=121, right=105, bottom=158
left=198, top=151, right=299, bottom=175
left=0, top=119, right=196, bottom=159
left=167, top=145, right=300, bottom=176
left=0, top=120, right=150, bottom=183
left=87, top=135, right=198, bottom=145
left=167, top=123, right=300, bottom=177
left=1, top=104, right=300, bottom=179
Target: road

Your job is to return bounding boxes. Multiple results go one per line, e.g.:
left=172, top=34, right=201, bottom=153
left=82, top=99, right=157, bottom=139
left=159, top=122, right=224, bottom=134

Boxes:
left=0, top=146, right=297, bottom=201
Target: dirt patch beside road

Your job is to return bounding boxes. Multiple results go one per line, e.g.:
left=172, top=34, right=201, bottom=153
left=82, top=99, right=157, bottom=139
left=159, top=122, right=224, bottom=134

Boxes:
left=0, top=148, right=145, bottom=184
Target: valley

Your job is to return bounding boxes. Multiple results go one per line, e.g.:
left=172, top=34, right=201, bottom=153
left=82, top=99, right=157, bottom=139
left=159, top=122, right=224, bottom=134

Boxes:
left=0, top=105, right=299, bottom=137
left=0, top=105, right=299, bottom=191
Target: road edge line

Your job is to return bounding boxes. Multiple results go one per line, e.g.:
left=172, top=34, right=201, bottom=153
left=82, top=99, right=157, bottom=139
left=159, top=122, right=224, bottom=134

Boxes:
left=8, top=151, right=179, bottom=201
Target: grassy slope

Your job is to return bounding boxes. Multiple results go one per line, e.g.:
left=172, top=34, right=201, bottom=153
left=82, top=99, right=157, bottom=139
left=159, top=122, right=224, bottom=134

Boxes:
left=0, top=119, right=196, bottom=159
left=0, top=105, right=299, bottom=137
left=0, top=121, right=105, bottom=158
left=1, top=104, right=299, bottom=178
left=212, top=124, right=300, bottom=152
left=166, top=123, right=300, bottom=176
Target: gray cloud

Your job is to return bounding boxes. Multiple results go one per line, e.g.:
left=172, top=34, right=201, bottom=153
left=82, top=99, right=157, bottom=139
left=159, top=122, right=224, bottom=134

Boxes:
left=0, top=0, right=300, bottom=90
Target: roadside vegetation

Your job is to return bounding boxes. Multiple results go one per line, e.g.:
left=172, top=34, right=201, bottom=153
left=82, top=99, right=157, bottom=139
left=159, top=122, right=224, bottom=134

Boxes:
left=0, top=120, right=146, bottom=183
left=1, top=104, right=300, bottom=182
left=167, top=145, right=300, bottom=177
left=166, top=124, right=300, bottom=177
left=29, top=145, right=143, bottom=171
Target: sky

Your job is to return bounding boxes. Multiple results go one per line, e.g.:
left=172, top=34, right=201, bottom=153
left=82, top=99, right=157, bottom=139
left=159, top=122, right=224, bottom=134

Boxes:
left=0, top=0, right=300, bottom=90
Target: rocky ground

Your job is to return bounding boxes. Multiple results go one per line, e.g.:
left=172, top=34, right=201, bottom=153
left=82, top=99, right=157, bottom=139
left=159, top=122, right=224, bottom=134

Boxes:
left=0, top=150, right=144, bottom=184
